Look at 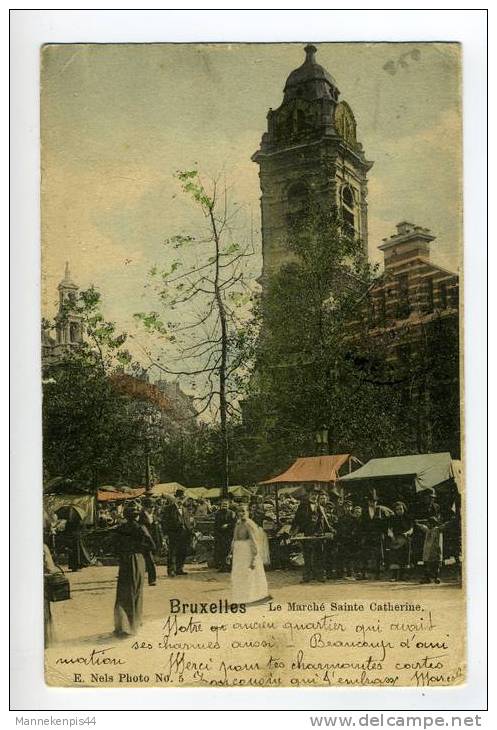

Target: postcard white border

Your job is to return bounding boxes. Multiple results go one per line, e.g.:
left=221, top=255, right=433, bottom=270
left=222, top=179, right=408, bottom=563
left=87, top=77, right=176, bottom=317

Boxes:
left=9, top=7, right=488, bottom=715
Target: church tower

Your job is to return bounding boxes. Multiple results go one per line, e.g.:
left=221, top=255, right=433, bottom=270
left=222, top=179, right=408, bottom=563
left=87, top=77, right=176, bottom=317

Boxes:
left=252, top=44, right=373, bottom=282
left=55, top=262, right=83, bottom=346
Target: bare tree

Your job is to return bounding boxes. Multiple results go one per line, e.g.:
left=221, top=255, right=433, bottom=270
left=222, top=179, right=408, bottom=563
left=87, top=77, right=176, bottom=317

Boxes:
left=135, top=170, right=257, bottom=495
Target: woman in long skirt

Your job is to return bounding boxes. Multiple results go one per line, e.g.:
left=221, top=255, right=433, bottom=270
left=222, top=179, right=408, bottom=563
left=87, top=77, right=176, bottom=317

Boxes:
left=231, top=504, right=270, bottom=605
left=43, top=542, right=58, bottom=646
left=114, top=503, right=155, bottom=637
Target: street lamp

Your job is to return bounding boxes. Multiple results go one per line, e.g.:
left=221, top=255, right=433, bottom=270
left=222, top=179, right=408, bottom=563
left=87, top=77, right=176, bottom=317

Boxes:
left=144, top=411, right=156, bottom=492
left=315, top=426, right=329, bottom=455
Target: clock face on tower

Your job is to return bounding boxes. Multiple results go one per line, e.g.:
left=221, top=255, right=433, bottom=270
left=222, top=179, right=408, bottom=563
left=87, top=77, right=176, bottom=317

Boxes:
left=335, top=101, right=357, bottom=148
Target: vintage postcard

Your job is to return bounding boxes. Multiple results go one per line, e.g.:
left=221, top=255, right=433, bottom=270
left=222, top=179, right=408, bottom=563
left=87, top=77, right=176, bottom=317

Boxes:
left=41, top=42, right=464, bottom=689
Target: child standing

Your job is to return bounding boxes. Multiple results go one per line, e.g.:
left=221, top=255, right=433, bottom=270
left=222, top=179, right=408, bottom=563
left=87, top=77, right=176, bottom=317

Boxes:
left=416, top=516, right=450, bottom=584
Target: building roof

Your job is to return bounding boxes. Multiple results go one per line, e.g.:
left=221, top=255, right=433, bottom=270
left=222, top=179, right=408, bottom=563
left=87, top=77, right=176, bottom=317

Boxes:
left=378, top=222, right=435, bottom=252
left=340, top=452, right=454, bottom=492
left=260, top=454, right=351, bottom=484
left=284, top=45, right=338, bottom=98
left=58, top=261, right=78, bottom=290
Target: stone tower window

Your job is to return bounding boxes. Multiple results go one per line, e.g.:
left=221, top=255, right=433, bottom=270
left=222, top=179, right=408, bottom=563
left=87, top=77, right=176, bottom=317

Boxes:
left=288, top=181, right=309, bottom=207
left=69, top=322, right=79, bottom=343
left=341, top=185, right=355, bottom=237
left=342, top=186, right=354, bottom=208
left=287, top=181, right=310, bottom=227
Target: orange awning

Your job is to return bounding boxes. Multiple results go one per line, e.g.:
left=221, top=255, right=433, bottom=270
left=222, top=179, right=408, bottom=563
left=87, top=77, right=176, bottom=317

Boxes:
left=261, top=455, right=351, bottom=484
left=97, top=487, right=146, bottom=502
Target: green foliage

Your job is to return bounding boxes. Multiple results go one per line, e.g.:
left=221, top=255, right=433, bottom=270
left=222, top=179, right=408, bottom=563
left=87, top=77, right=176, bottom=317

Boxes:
left=133, top=311, right=168, bottom=335
left=241, top=204, right=410, bottom=472
left=176, top=169, right=214, bottom=210
left=134, top=168, right=258, bottom=491
left=43, top=288, right=154, bottom=487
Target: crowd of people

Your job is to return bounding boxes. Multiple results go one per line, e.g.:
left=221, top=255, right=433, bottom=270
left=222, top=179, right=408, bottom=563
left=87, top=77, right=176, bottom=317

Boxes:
left=282, top=485, right=461, bottom=585
left=43, top=482, right=461, bottom=643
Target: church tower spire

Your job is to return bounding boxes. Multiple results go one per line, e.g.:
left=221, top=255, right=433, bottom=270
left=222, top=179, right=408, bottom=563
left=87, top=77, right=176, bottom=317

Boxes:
left=252, top=44, right=373, bottom=282
left=55, top=262, right=82, bottom=346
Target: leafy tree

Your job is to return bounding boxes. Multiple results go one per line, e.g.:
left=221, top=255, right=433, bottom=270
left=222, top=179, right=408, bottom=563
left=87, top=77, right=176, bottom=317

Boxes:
left=135, top=170, right=257, bottom=494
left=42, top=288, right=154, bottom=488
left=242, top=202, right=408, bottom=475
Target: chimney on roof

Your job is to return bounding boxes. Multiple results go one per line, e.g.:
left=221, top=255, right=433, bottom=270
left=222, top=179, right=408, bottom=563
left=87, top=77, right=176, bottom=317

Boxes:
left=396, top=221, right=415, bottom=235
left=378, top=222, right=436, bottom=270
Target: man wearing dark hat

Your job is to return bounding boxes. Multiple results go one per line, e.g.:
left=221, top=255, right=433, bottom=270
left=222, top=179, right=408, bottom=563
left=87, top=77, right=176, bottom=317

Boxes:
left=213, top=498, right=236, bottom=571
left=139, top=498, right=161, bottom=586
left=291, top=488, right=331, bottom=583
left=361, top=489, right=393, bottom=580
left=161, top=488, right=194, bottom=577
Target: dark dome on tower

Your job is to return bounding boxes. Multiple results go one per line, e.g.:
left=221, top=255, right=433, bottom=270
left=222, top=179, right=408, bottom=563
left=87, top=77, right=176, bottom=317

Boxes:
left=283, top=45, right=339, bottom=102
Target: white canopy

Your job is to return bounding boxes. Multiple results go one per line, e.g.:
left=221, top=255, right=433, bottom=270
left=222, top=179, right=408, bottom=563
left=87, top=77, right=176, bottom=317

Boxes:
left=340, top=452, right=455, bottom=492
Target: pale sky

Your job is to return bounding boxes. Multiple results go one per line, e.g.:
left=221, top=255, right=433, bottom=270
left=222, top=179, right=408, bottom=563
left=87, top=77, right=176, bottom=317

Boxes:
left=41, top=42, right=462, bottom=347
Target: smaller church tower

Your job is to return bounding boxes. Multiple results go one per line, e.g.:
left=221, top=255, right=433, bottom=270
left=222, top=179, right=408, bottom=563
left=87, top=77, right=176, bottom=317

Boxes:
left=252, top=44, right=373, bottom=282
left=55, top=262, right=83, bottom=345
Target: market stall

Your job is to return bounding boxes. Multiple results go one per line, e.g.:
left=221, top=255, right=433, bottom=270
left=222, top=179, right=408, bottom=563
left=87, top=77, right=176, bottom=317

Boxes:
left=97, top=486, right=146, bottom=502
left=339, top=452, right=457, bottom=502
left=44, top=492, right=96, bottom=526
left=339, top=452, right=461, bottom=564
left=260, top=454, right=361, bottom=522
left=257, top=455, right=362, bottom=568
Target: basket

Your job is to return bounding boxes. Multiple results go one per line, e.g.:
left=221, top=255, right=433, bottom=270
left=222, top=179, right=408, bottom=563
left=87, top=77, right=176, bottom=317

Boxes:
left=45, top=568, right=71, bottom=602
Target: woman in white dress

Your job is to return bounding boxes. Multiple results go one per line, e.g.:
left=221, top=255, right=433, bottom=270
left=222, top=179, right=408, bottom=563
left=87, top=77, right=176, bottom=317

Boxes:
left=231, top=504, right=270, bottom=605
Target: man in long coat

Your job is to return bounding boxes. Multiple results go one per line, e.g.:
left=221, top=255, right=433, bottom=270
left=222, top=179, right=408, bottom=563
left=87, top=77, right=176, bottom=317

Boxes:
left=291, top=489, right=331, bottom=583
left=162, top=489, right=194, bottom=577
left=213, top=498, right=236, bottom=571
left=361, top=489, right=393, bottom=579
left=139, top=498, right=161, bottom=586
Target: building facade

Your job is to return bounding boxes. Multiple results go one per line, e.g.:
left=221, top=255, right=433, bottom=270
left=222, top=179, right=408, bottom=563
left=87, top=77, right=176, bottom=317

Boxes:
left=354, top=222, right=460, bottom=457
left=252, top=46, right=461, bottom=458
left=366, top=222, right=459, bottom=337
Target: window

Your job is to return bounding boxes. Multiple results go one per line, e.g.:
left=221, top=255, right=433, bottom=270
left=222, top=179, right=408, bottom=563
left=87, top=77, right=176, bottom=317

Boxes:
left=287, top=181, right=310, bottom=228
left=449, top=285, right=458, bottom=309
left=296, top=108, right=306, bottom=132
left=397, top=274, right=410, bottom=319
left=341, top=185, right=355, bottom=237
left=69, top=322, right=79, bottom=343
left=342, top=186, right=354, bottom=208
left=343, top=208, right=355, bottom=233
left=426, top=278, right=434, bottom=313
left=439, top=282, right=448, bottom=309
left=377, top=289, right=387, bottom=324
